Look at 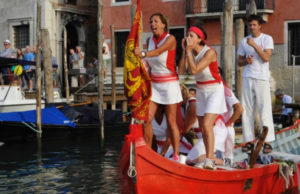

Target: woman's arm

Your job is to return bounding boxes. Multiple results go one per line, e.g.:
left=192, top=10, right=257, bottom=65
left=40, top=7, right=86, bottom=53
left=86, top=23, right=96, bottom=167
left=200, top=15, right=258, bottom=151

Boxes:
left=184, top=101, right=197, bottom=133
left=178, top=38, right=188, bottom=75
left=226, top=102, right=243, bottom=126
left=135, top=35, right=176, bottom=58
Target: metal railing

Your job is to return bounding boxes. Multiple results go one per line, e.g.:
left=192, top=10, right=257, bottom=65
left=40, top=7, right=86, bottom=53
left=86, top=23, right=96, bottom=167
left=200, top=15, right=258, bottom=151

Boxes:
left=186, top=0, right=275, bottom=15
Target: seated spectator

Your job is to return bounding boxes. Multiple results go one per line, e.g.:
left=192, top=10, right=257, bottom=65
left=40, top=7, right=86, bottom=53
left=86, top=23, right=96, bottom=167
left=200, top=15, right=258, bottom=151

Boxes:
left=186, top=88, right=243, bottom=167
left=274, top=89, right=293, bottom=127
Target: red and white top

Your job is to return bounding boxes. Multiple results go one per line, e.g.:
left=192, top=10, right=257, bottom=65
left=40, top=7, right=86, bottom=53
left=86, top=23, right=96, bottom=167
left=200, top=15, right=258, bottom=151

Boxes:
left=146, top=33, right=182, bottom=104
left=194, top=45, right=221, bottom=85
left=147, top=33, right=178, bottom=83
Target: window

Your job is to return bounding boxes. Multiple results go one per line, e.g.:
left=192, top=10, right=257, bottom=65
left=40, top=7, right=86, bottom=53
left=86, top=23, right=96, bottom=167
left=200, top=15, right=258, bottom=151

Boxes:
left=14, top=25, right=29, bottom=48
left=239, top=0, right=266, bottom=10
left=288, top=22, right=300, bottom=66
left=207, top=0, right=225, bottom=12
left=64, top=0, right=76, bottom=5
left=169, top=27, right=185, bottom=65
left=115, top=31, right=129, bottom=67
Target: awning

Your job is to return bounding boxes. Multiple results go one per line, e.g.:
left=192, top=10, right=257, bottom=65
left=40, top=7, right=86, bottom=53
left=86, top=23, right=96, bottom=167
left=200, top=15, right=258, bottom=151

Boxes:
left=0, top=107, right=75, bottom=127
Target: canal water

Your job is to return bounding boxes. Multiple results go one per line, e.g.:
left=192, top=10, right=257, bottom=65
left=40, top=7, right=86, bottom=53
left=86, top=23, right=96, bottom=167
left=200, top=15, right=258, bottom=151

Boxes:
left=0, top=126, right=128, bottom=193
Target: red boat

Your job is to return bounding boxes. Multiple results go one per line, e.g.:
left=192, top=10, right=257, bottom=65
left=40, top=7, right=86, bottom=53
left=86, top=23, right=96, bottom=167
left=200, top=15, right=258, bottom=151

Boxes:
left=119, top=123, right=300, bottom=194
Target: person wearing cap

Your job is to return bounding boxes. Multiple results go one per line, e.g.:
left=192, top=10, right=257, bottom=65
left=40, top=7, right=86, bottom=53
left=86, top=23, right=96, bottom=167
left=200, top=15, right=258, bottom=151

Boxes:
left=237, top=14, right=275, bottom=154
left=178, top=26, right=227, bottom=170
left=0, top=40, right=13, bottom=84
left=134, top=12, right=182, bottom=162
left=274, top=89, right=293, bottom=127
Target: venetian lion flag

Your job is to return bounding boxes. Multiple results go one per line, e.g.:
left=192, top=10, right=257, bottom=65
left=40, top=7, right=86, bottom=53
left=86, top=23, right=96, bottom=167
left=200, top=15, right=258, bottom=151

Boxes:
left=124, top=0, right=151, bottom=121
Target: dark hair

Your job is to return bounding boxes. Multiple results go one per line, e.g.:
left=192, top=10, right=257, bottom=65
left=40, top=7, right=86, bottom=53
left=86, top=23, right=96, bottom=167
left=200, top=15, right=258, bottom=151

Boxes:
left=247, top=14, right=266, bottom=25
left=189, top=88, right=196, bottom=93
left=150, top=13, right=168, bottom=33
left=191, top=26, right=207, bottom=46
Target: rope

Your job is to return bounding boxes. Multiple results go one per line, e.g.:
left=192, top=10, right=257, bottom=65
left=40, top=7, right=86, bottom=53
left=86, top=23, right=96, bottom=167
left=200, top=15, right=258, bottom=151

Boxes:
left=21, top=122, right=42, bottom=133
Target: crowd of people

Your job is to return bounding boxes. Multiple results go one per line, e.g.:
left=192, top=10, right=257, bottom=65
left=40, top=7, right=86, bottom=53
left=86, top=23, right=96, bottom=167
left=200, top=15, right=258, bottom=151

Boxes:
left=0, top=39, right=111, bottom=91
left=0, top=41, right=58, bottom=91
left=134, top=13, right=293, bottom=170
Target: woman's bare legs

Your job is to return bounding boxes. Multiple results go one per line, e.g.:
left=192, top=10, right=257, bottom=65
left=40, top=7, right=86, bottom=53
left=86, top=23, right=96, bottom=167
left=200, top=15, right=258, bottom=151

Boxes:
left=165, top=103, right=180, bottom=156
left=198, top=113, right=218, bottom=159
left=143, top=101, right=158, bottom=147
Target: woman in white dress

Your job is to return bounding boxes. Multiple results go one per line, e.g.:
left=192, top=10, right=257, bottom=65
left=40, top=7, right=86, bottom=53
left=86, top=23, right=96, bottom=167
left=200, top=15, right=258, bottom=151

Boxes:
left=135, top=13, right=182, bottom=161
left=178, top=26, right=227, bottom=169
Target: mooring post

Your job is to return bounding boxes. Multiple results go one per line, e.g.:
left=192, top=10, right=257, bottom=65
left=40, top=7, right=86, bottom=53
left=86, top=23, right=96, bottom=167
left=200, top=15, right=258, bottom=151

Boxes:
left=97, top=0, right=104, bottom=143
left=36, top=0, right=42, bottom=139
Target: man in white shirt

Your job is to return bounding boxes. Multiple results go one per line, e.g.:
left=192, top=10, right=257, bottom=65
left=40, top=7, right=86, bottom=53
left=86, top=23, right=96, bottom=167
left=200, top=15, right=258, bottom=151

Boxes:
left=237, top=14, right=275, bottom=154
left=0, top=40, right=13, bottom=84
left=76, top=46, right=85, bottom=86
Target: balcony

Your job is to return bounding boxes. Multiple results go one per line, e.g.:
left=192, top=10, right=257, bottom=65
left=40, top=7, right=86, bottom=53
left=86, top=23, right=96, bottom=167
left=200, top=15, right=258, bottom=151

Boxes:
left=186, top=0, right=275, bottom=19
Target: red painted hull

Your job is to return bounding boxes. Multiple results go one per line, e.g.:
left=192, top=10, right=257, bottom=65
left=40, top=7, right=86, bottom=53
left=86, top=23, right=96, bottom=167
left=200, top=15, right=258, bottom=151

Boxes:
left=119, top=124, right=299, bottom=194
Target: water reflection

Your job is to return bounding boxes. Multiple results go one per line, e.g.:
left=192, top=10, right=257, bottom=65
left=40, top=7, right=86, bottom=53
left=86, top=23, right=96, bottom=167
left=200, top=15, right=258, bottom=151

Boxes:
left=0, top=128, right=127, bottom=193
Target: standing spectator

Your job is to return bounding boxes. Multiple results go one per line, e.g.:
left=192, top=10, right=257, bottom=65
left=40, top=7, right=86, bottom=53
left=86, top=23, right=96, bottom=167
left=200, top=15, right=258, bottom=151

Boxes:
left=237, top=14, right=275, bottom=154
left=76, top=46, right=85, bottom=86
left=0, top=40, right=13, bottom=84
left=52, top=55, right=58, bottom=88
left=23, top=46, right=35, bottom=91
left=15, top=48, right=24, bottom=88
left=69, top=48, right=79, bottom=87
left=274, top=89, right=293, bottom=127
left=102, top=38, right=111, bottom=79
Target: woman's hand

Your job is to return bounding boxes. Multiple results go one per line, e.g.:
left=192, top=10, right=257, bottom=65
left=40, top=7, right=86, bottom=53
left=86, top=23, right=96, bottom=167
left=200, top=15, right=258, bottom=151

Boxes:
left=134, top=47, right=142, bottom=58
left=181, top=38, right=186, bottom=51
left=186, top=37, right=193, bottom=52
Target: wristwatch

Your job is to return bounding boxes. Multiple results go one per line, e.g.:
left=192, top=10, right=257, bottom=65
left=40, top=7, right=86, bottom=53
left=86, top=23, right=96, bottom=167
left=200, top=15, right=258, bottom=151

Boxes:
left=141, top=51, right=146, bottom=58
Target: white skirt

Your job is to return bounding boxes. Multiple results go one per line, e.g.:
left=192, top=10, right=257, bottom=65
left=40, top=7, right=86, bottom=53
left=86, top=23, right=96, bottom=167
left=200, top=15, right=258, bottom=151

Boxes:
left=196, top=83, right=227, bottom=116
left=151, top=80, right=182, bottom=104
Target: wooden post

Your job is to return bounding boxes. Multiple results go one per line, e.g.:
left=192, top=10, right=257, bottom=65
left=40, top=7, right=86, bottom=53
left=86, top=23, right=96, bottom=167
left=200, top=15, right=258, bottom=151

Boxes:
left=221, top=0, right=233, bottom=88
left=110, top=25, right=116, bottom=110
left=64, top=27, right=70, bottom=103
left=235, top=18, right=244, bottom=99
left=43, top=29, right=54, bottom=103
left=131, top=5, right=137, bottom=24
left=246, top=0, right=257, bottom=35
left=292, top=55, right=296, bottom=103
left=97, top=0, right=104, bottom=141
left=36, top=0, right=42, bottom=138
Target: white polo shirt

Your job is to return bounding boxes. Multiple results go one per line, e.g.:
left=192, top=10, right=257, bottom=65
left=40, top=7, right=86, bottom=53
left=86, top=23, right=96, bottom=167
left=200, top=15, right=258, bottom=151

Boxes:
left=237, top=33, right=274, bottom=81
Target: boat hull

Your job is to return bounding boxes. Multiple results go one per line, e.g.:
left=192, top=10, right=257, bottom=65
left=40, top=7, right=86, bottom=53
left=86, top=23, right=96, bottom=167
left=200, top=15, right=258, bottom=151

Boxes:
left=119, top=124, right=299, bottom=194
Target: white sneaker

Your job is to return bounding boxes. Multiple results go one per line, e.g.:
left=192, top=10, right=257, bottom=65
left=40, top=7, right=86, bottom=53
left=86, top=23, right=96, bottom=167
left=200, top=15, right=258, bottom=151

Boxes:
left=204, top=158, right=216, bottom=170
left=0, top=141, right=4, bottom=147
left=194, top=162, right=204, bottom=169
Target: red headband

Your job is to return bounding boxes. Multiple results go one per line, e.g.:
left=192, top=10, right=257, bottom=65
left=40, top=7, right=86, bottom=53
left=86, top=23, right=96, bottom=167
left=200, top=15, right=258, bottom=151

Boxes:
left=188, top=26, right=206, bottom=44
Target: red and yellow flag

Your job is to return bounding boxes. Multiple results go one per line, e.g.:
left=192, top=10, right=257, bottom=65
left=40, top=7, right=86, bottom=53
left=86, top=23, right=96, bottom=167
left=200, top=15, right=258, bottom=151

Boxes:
left=124, top=0, right=151, bottom=121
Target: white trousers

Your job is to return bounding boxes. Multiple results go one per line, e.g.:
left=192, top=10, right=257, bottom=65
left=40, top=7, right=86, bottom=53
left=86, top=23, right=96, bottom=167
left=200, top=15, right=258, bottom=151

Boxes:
left=241, top=77, right=275, bottom=142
